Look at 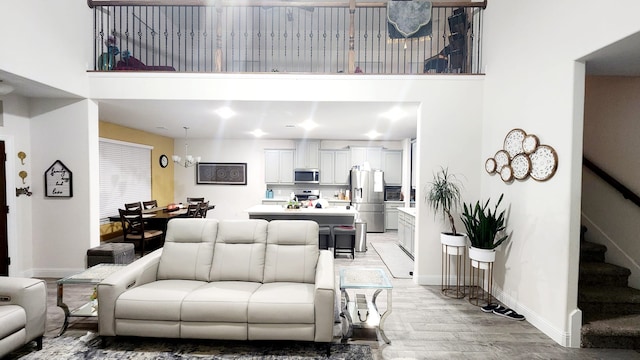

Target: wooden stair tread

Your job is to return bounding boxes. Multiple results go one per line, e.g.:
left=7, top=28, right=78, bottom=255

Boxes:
left=579, top=286, right=640, bottom=303
left=582, top=314, right=640, bottom=336
left=580, top=241, right=607, bottom=254
left=580, top=262, right=632, bottom=276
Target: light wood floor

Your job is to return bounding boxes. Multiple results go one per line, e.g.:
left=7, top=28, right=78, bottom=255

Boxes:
left=42, top=231, right=640, bottom=360
left=335, top=232, right=640, bottom=360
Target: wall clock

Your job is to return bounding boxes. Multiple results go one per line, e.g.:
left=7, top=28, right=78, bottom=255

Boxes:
left=159, top=154, right=169, bottom=168
left=45, top=160, right=73, bottom=197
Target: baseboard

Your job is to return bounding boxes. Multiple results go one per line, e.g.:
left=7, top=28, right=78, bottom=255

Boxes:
left=493, top=286, right=580, bottom=348
left=415, top=274, right=440, bottom=285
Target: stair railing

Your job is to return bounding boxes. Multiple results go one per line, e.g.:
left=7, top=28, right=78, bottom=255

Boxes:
left=583, top=156, right=640, bottom=208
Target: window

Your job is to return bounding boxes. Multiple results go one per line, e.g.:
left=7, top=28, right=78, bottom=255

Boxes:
left=99, top=138, right=152, bottom=220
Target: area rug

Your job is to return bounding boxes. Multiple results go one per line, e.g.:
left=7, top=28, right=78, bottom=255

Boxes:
left=370, top=242, right=413, bottom=279
left=8, top=333, right=372, bottom=360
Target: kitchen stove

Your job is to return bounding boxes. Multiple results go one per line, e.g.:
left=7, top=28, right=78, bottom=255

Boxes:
left=294, top=189, right=320, bottom=201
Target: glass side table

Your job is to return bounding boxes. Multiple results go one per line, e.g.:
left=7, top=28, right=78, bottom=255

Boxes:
left=56, top=263, right=126, bottom=336
left=339, top=267, right=393, bottom=344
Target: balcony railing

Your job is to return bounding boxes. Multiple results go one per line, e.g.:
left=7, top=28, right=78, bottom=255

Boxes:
left=89, top=1, right=485, bottom=75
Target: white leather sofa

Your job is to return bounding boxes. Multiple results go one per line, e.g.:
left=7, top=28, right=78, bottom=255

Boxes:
left=98, top=218, right=335, bottom=343
left=0, top=277, right=47, bottom=358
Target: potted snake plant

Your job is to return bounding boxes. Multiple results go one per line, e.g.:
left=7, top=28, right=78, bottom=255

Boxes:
left=460, top=193, right=509, bottom=268
left=426, top=167, right=466, bottom=251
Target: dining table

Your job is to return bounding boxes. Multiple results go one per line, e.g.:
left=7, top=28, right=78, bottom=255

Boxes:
left=108, top=204, right=216, bottom=235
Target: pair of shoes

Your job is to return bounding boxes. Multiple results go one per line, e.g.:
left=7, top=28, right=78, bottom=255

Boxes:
left=493, top=307, right=526, bottom=321
left=480, top=303, right=505, bottom=313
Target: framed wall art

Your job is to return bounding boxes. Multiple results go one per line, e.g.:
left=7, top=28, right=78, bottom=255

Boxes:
left=45, top=160, right=73, bottom=197
left=196, top=162, right=247, bottom=185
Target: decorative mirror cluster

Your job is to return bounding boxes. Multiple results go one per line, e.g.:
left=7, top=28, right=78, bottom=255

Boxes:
left=485, top=128, right=558, bottom=182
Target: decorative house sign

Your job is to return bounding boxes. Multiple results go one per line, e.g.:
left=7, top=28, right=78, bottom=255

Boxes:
left=485, top=128, right=558, bottom=183
left=45, top=160, right=73, bottom=197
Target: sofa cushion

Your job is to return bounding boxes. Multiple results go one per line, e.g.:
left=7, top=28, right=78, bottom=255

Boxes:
left=0, top=305, right=26, bottom=339
left=157, top=219, right=218, bottom=281
left=115, top=280, right=206, bottom=321
left=248, top=282, right=315, bottom=324
left=181, top=281, right=261, bottom=322
left=210, top=220, right=268, bottom=282
left=263, top=220, right=319, bottom=284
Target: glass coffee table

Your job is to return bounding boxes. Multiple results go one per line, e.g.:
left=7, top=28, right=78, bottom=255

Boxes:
left=56, top=263, right=126, bottom=336
left=339, top=267, right=393, bottom=344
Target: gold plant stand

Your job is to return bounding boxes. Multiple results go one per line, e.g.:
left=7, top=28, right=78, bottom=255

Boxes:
left=468, top=258, right=494, bottom=306
left=441, top=244, right=466, bottom=299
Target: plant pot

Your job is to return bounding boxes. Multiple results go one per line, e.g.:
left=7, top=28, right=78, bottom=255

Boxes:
left=441, top=233, right=467, bottom=255
left=468, top=246, right=495, bottom=270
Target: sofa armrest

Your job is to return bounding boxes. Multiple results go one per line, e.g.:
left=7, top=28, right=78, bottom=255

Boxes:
left=0, top=277, right=46, bottom=343
left=97, top=248, right=162, bottom=336
left=313, top=250, right=335, bottom=342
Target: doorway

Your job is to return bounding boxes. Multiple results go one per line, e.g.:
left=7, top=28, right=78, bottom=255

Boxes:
left=0, top=141, right=7, bottom=275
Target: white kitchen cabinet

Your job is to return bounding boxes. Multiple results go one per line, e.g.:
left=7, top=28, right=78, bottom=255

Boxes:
left=295, top=140, right=320, bottom=169
left=350, top=146, right=382, bottom=170
left=411, top=140, right=417, bottom=190
left=384, top=201, right=404, bottom=230
left=397, top=208, right=415, bottom=257
left=382, top=150, right=402, bottom=185
left=264, top=149, right=294, bottom=184
left=319, top=150, right=350, bottom=185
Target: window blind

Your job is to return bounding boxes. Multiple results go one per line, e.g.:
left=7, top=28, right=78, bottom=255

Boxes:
left=99, top=139, right=152, bottom=220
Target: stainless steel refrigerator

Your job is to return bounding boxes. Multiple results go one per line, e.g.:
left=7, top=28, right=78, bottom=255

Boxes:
left=350, top=168, right=385, bottom=232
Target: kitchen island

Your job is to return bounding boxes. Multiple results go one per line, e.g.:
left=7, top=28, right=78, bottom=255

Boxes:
left=246, top=204, right=358, bottom=225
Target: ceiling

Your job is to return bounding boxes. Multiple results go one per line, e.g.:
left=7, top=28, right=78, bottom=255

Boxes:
left=3, top=30, right=640, bottom=140
left=97, top=99, right=419, bottom=140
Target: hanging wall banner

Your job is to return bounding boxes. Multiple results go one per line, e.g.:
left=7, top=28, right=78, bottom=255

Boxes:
left=387, top=0, right=433, bottom=39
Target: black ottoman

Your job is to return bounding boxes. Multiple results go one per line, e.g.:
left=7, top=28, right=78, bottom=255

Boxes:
left=87, top=243, right=135, bottom=267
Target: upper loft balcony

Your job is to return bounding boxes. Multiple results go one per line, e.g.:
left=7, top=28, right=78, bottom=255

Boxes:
left=89, top=0, right=485, bottom=75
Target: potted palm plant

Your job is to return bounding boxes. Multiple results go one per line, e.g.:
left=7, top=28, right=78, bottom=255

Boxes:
left=426, top=167, right=466, bottom=249
left=460, top=193, right=509, bottom=268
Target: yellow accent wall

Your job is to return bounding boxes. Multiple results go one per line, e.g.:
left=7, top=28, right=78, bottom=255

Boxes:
left=99, top=121, right=174, bottom=240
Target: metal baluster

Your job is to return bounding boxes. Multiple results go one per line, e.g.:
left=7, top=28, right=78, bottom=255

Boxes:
left=190, top=7, right=195, bottom=71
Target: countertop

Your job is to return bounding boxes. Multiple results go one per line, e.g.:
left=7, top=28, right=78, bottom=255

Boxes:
left=398, top=207, right=416, bottom=216
left=262, top=198, right=351, bottom=203
left=246, top=204, right=358, bottom=216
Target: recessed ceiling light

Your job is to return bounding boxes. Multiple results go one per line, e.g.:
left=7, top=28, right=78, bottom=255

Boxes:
left=299, top=119, right=318, bottom=131
left=366, top=130, right=381, bottom=139
left=380, top=107, right=406, bottom=121
left=215, top=106, right=235, bottom=119
left=285, top=124, right=296, bottom=128
left=250, top=129, right=266, bottom=137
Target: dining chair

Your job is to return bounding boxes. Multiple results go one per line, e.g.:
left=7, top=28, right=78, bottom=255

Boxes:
left=186, top=203, right=200, bottom=218
left=142, top=200, right=158, bottom=210
left=119, top=208, right=163, bottom=256
left=196, top=201, right=209, bottom=218
left=186, top=197, right=205, bottom=204
left=125, top=202, right=142, bottom=211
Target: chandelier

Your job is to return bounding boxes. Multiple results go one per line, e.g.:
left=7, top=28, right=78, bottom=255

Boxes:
left=172, top=127, right=201, bottom=168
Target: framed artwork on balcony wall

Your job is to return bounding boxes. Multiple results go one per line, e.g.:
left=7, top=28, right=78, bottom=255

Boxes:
left=45, top=160, right=73, bottom=197
left=196, top=162, right=247, bottom=185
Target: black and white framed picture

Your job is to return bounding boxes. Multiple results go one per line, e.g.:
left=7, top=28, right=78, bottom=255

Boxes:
left=196, top=162, right=247, bottom=185
left=45, top=160, right=73, bottom=197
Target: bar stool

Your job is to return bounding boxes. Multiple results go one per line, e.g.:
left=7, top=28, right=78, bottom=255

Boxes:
left=318, top=226, right=332, bottom=250
left=333, top=225, right=356, bottom=259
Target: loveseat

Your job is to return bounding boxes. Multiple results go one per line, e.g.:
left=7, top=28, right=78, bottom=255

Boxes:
left=98, top=218, right=335, bottom=343
left=0, top=277, right=47, bottom=358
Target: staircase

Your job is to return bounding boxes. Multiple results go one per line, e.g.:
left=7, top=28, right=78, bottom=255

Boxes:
left=579, top=233, right=640, bottom=349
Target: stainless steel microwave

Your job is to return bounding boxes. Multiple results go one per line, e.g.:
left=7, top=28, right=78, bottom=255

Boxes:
left=294, top=168, right=320, bottom=184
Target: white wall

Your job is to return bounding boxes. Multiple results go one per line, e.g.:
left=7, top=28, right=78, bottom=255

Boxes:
left=582, top=76, right=640, bottom=289
left=0, top=94, right=32, bottom=276
left=30, top=99, right=99, bottom=277
left=0, top=1, right=92, bottom=97
left=482, top=0, right=640, bottom=347
left=174, top=139, right=295, bottom=220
